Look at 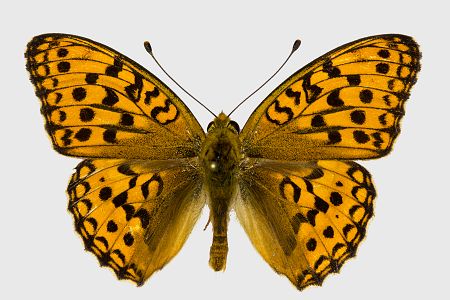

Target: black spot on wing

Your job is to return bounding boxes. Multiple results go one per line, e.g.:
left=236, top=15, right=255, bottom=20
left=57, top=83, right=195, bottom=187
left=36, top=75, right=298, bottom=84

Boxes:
left=80, top=108, right=95, bottom=122
left=124, top=71, right=144, bottom=101
left=150, top=99, right=179, bottom=125
left=285, top=88, right=301, bottom=105
left=359, top=89, right=373, bottom=103
left=327, top=131, right=342, bottom=144
left=265, top=100, right=294, bottom=125
left=122, top=204, right=135, bottom=221
left=305, top=168, right=324, bottom=180
left=347, top=74, right=361, bottom=86
left=327, top=90, right=344, bottom=107
left=306, top=238, right=317, bottom=251
left=74, top=128, right=92, bottom=141
left=112, top=191, right=128, bottom=207
left=102, top=88, right=119, bottom=106
left=323, top=60, right=341, bottom=78
left=314, top=196, right=329, bottom=213
left=59, top=110, right=67, bottom=122
left=103, top=129, right=117, bottom=143
left=141, top=174, right=163, bottom=199
left=118, top=164, right=137, bottom=176
left=123, top=232, right=134, bottom=246
left=291, top=213, right=308, bottom=234
left=134, top=208, right=150, bottom=229
left=107, top=220, right=118, bottom=232
left=120, top=113, right=134, bottom=126
left=86, top=73, right=99, bottom=84
left=311, top=115, right=326, bottom=127
left=72, top=87, right=86, bottom=101
left=99, top=187, right=112, bottom=201
left=280, top=177, right=301, bottom=203
left=307, top=209, right=319, bottom=226
left=144, top=87, right=160, bottom=105
left=303, top=72, right=323, bottom=104
left=57, top=61, right=70, bottom=72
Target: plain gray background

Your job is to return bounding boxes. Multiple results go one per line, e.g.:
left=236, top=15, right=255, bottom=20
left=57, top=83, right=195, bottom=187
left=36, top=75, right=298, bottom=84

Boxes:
left=1, top=0, right=448, bottom=299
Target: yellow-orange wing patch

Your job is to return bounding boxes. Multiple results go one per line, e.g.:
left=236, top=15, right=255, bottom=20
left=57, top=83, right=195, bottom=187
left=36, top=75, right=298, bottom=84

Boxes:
left=236, top=159, right=375, bottom=290
left=240, top=34, right=420, bottom=161
left=68, top=158, right=205, bottom=285
left=26, top=34, right=204, bottom=160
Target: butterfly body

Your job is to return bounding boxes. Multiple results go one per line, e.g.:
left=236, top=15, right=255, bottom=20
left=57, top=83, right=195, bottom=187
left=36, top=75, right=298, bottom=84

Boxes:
left=201, top=112, right=241, bottom=270
left=26, top=33, right=420, bottom=290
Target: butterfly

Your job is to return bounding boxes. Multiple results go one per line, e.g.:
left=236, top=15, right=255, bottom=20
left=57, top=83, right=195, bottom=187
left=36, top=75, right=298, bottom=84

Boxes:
left=25, top=33, right=420, bottom=290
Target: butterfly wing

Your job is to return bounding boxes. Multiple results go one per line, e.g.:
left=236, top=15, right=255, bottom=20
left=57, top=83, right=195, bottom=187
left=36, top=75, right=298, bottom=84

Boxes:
left=68, top=158, right=205, bottom=285
left=236, top=159, right=375, bottom=290
left=240, top=34, right=420, bottom=161
left=26, top=33, right=204, bottom=159
left=236, top=34, right=420, bottom=289
left=26, top=34, right=207, bottom=285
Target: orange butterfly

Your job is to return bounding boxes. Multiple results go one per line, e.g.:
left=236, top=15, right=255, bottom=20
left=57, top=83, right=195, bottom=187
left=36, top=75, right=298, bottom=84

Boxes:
left=26, top=33, right=420, bottom=290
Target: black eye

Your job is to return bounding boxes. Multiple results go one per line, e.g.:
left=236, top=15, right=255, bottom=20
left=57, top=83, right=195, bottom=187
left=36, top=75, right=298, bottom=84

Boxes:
left=207, top=121, right=214, bottom=131
left=229, top=120, right=240, bottom=133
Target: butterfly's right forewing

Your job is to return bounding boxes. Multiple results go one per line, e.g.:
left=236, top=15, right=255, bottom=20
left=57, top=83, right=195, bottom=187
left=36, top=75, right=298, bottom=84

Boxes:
left=26, top=34, right=204, bottom=160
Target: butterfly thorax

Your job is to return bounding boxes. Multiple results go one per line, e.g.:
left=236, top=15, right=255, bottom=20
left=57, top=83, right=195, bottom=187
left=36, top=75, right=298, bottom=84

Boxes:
left=200, top=112, right=241, bottom=271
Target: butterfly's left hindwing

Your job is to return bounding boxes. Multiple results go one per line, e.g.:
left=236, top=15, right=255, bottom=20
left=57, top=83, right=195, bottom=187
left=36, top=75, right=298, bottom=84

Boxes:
left=68, top=158, right=205, bottom=285
left=240, top=34, right=420, bottom=161
left=236, top=159, right=375, bottom=290
left=26, top=34, right=204, bottom=160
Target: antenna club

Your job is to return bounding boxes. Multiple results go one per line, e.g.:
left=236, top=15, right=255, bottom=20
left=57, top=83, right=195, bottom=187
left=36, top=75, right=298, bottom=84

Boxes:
left=292, top=39, right=301, bottom=52
left=144, top=41, right=153, bottom=54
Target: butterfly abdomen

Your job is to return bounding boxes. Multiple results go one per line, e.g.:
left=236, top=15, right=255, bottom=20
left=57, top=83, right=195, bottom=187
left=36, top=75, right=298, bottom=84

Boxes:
left=201, top=113, right=241, bottom=271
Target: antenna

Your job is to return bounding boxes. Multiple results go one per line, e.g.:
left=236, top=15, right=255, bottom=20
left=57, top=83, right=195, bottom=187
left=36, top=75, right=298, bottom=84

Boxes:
left=144, top=41, right=217, bottom=118
left=227, top=39, right=301, bottom=117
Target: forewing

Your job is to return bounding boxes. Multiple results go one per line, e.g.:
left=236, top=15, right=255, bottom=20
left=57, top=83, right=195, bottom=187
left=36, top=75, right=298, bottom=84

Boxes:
left=68, top=158, right=205, bottom=285
left=240, top=34, right=420, bottom=160
left=26, top=33, right=204, bottom=159
left=236, top=159, right=375, bottom=290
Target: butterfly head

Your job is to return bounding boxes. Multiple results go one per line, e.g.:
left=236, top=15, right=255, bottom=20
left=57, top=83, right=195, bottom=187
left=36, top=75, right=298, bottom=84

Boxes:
left=206, top=112, right=240, bottom=134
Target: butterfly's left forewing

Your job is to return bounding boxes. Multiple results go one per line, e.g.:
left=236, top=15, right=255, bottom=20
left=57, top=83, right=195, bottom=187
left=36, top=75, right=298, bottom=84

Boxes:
left=240, top=34, right=420, bottom=161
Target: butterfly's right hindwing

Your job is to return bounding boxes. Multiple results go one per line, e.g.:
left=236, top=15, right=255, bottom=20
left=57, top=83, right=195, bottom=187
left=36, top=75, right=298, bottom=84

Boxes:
left=68, top=158, right=205, bottom=285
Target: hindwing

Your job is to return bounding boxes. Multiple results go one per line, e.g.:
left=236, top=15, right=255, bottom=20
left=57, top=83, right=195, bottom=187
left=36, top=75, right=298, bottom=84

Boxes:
left=68, top=158, right=205, bottom=285
left=236, top=159, right=375, bottom=290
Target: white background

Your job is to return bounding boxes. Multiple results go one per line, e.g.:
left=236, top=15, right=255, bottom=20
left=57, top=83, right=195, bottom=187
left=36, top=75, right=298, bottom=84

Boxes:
left=1, top=0, right=448, bottom=299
